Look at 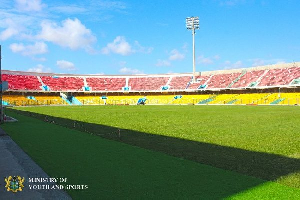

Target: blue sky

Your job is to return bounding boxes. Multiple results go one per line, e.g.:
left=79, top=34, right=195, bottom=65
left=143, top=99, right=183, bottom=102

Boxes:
left=0, top=0, right=299, bottom=75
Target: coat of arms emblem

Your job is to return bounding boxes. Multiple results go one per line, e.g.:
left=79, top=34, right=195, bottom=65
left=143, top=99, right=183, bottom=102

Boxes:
left=4, top=176, right=25, bottom=193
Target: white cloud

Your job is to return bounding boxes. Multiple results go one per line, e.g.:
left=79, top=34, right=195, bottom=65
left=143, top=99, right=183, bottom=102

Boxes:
left=156, top=47, right=185, bottom=67
left=0, top=27, right=18, bottom=40
left=37, top=18, right=97, bottom=51
left=197, top=55, right=219, bottom=65
left=15, top=0, right=46, bottom=12
left=28, top=64, right=51, bottom=73
left=134, top=41, right=153, bottom=54
left=169, top=49, right=185, bottom=61
left=213, top=55, right=220, bottom=60
left=56, top=60, right=76, bottom=71
left=224, top=60, right=243, bottom=69
left=250, top=58, right=285, bottom=67
left=251, top=58, right=265, bottom=67
left=9, top=42, right=48, bottom=56
left=182, top=43, right=188, bottom=51
left=119, top=67, right=143, bottom=74
left=102, top=36, right=133, bottom=55
left=156, top=59, right=171, bottom=67
left=51, top=5, right=87, bottom=14
left=0, top=18, right=20, bottom=41
left=101, top=37, right=152, bottom=56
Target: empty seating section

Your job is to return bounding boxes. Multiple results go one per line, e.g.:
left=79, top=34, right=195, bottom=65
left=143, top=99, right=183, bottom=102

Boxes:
left=41, top=76, right=84, bottom=91
left=76, top=95, right=211, bottom=105
left=2, top=95, right=31, bottom=106
left=278, top=93, right=300, bottom=105
left=76, top=96, right=104, bottom=105
left=129, top=77, right=169, bottom=91
left=34, top=96, right=67, bottom=105
left=169, top=76, right=191, bottom=90
left=233, top=93, right=274, bottom=104
left=207, top=73, right=241, bottom=89
left=259, top=67, right=300, bottom=86
left=188, top=76, right=210, bottom=89
left=1, top=65, right=300, bottom=93
left=2, top=95, right=67, bottom=106
left=3, top=93, right=300, bottom=106
left=208, top=94, right=240, bottom=104
left=2, top=74, right=41, bottom=90
left=86, top=77, right=125, bottom=91
left=232, top=70, right=265, bottom=88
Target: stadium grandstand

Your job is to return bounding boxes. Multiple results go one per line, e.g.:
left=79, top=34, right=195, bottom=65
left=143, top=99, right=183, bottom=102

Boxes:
left=2, top=62, right=300, bottom=106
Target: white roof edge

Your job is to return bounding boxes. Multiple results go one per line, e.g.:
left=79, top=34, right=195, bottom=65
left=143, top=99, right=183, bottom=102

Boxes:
left=2, top=62, right=299, bottom=77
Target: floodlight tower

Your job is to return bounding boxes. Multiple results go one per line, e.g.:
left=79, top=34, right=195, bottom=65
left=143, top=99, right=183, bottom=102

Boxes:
left=186, top=16, right=199, bottom=83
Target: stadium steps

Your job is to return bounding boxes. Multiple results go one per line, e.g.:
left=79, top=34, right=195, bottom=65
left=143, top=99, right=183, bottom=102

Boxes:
left=37, top=76, right=46, bottom=90
left=198, top=95, right=217, bottom=104
left=125, top=77, right=129, bottom=87
left=185, top=77, right=193, bottom=89
left=166, top=76, right=172, bottom=86
left=252, top=93, right=276, bottom=104
left=227, top=70, right=247, bottom=88
left=60, top=93, right=72, bottom=105
left=290, top=78, right=300, bottom=85
left=2, top=100, right=9, bottom=106
left=60, top=96, right=72, bottom=105
left=198, top=75, right=213, bottom=90
left=185, top=81, right=191, bottom=89
left=27, top=96, right=37, bottom=101
left=255, top=69, right=269, bottom=86
left=227, top=99, right=237, bottom=104
left=247, top=82, right=257, bottom=87
left=224, top=94, right=240, bottom=104
left=70, top=97, right=82, bottom=105
left=270, top=98, right=286, bottom=105
left=160, top=77, right=172, bottom=91
left=60, top=93, right=82, bottom=105
left=83, top=77, right=88, bottom=87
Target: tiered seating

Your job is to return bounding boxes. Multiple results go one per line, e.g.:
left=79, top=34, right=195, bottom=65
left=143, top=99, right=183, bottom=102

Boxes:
left=34, top=96, right=67, bottom=105
left=208, top=94, right=240, bottom=104
left=2, top=74, right=42, bottom=90
left=129, top=77, right=169, bottom=91
left=278, top=93, right=300, bottom=105
left=233, top=93, right=273, bottom=104
left=168, top=76, right=191, bottom=90
left=1, top=64, right=300, bottom=93
left=231, top=70, right=265, bottom=88
left=40, top=76, right=84, bottom=91
left=259, top=67, right=300, bottom=86
left=2, top=95, right=32, bottom=106
left=206, top=73, right=241, bottom=89
left=187, top=75, right=210, bottom=89
left=86, top=77, right=126, bottom=91
left=76, top=96, right=105, bottom=105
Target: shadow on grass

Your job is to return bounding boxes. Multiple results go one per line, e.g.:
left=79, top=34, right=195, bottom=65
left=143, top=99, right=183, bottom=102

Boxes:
left=10, top=109, right=300, bottom=187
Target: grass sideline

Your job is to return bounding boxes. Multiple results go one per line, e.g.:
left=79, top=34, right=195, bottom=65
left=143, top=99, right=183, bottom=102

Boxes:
left=1, top=110, right=300, bottom=199
left=10, top=105, right=300, bottom=188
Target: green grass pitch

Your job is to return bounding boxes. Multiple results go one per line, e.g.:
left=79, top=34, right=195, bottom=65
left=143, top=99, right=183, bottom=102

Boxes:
left=2, top=105, right=300, bottom=199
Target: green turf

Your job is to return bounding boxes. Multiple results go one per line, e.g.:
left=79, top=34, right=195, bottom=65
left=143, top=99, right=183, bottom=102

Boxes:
left=12, top=105, right=300, bottom=156
left=9, top=105, right=300, bottom=188
left=1, top=110, right=300, bottom=199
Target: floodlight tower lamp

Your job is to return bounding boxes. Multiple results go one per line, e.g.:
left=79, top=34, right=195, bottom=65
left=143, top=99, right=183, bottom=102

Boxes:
left=186, top=16, right=200, bottom=83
